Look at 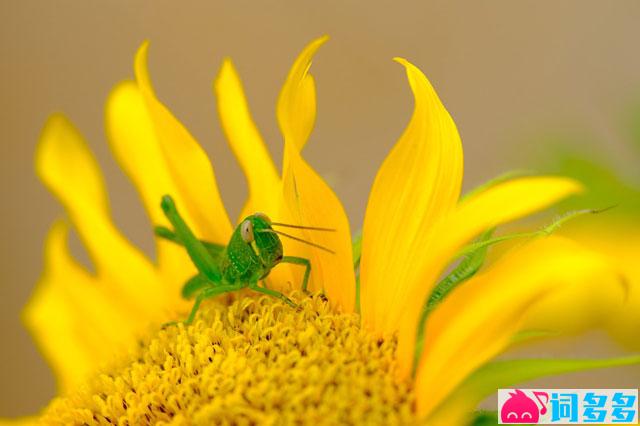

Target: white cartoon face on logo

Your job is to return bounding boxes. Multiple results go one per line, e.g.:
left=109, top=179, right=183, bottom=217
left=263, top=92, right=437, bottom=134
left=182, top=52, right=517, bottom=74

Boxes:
left=501, top=390, right=548, bottom=424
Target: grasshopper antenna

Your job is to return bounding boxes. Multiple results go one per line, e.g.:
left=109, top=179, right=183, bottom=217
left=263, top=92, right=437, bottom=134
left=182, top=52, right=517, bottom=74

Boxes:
left=258, top=229, right=335, bottom=254
left=270, top=222, right=336, bottom=232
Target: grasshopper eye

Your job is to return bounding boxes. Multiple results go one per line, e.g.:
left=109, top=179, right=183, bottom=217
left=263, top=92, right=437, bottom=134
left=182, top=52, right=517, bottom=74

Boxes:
left=240, top=220, right=254, bottom=243
left=254, top=212, right=271, bottom=224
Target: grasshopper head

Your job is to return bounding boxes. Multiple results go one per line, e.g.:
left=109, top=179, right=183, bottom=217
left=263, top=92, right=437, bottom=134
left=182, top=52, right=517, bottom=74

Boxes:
left=239, top=213, right=283, bottom=267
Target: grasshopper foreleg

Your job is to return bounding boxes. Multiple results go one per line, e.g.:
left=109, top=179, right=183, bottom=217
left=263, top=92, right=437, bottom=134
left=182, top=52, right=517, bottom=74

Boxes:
left=280, top=256, right=312, bottom=293
left=249, top=282, right=297, bottom=308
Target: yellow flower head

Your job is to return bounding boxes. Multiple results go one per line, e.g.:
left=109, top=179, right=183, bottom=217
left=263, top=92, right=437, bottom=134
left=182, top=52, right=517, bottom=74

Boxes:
left=10, top=36, right=637, bottom=425
left=40, top=293, right=416, bottom=425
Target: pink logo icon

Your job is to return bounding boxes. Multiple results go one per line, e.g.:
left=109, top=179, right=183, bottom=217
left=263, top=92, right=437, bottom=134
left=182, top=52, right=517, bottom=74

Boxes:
left=501, top=389, right=549, bottom=423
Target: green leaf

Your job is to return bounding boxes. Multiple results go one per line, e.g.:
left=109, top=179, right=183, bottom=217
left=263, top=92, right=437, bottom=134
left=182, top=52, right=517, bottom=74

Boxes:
left=469, top=411, right=535, bottom=426
left=469, top=411, right=500, bottom=426
left=542, top=148, right=640, bottom=216
left=429, top=355, right=640, bottom=426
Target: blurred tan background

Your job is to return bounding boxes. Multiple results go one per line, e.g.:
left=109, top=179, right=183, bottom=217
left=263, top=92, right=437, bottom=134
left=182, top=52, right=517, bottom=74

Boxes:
left=2, top=0, right=640, bottom=417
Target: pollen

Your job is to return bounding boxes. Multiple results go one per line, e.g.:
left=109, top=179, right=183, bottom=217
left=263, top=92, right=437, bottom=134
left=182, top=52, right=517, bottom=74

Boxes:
left=39, top=292, right=416, bottom=425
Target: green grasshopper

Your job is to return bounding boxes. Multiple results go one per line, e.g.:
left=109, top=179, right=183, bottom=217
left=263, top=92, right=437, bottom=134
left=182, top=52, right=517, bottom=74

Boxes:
left=156, top=195, right=334, bottom=325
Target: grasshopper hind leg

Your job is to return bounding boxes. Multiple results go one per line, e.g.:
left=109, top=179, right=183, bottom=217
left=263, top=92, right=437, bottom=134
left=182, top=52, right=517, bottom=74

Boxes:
left=160, top=195, right=222, bottom=283
left=181, top=274, right=210, bottom=299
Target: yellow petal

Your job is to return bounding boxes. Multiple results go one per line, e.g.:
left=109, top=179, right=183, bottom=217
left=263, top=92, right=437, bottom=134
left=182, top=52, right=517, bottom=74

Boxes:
left=35, top=114, right=165, bottom=316
left=413, top=236, right=620, bottom=418
left=519, top=260, right=627, bottom=337
left=214, top=59, right=280, bottom=221
left=276, top=36, right=328, bottom=150
left=275, top=37, right=354, bottom=311
left=560, top=221, right=640, bottom=349
left=134, top=41, right=232, bottom=243
left=360, top=58, right=463, bottom=333
left=22, top=221, right=136, bottom=394
left=281, top=142, right=356, bottom=312
left=395, top=175, right=582, bottom=377
left=106, top=81, right=199, bottom=292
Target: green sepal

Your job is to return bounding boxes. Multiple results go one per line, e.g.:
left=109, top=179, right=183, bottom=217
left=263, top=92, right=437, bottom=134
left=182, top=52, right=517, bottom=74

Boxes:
left=352, top=229, right=362, bottom=269
left=412, top=228, right=495, bottom=375
left=412, top=207, right=610, bottom=376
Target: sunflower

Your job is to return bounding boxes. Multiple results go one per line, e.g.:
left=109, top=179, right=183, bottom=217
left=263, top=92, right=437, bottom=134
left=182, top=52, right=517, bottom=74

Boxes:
left=5, top=36, right=637, bottom=425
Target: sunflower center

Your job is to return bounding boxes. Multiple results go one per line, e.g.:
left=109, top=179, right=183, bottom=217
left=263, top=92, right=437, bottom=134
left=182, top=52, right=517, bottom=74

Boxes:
left=40, top=291, right=416, bottom=425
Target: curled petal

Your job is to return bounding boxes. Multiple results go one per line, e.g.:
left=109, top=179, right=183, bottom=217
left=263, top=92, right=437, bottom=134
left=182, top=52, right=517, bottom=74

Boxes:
left=413, top=236, right=622, bottom=418
left=275, top=37, right=354, bottom=311
left=519, top=264, right=627, bottom=336
left=277, top=36, right=327, bottom=150
left=559, top=222, right=640, bottom=349
left=360, top=59, right=463, bottom=333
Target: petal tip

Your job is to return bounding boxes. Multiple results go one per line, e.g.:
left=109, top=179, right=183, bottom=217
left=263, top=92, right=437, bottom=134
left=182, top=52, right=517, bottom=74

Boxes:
left=42, top=112, right=71, bottom=131
left=302, top=35, right=330, bottom=62
left=313, top=34, right=330, bottom=46
left=566, top=177, right=585, bottom=193
left=134, top=40, right=152, bottom=90
left=215, top=57, right=236, bottom=86
left=107, top=79, right=138, bottom=102
left=540, top=175, right=585, bottom=197
left=392, top=57, right=421, bottom=74
left=36, top=113, right=73, bottom=173
left=136, top=39, right=150, bottom=56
